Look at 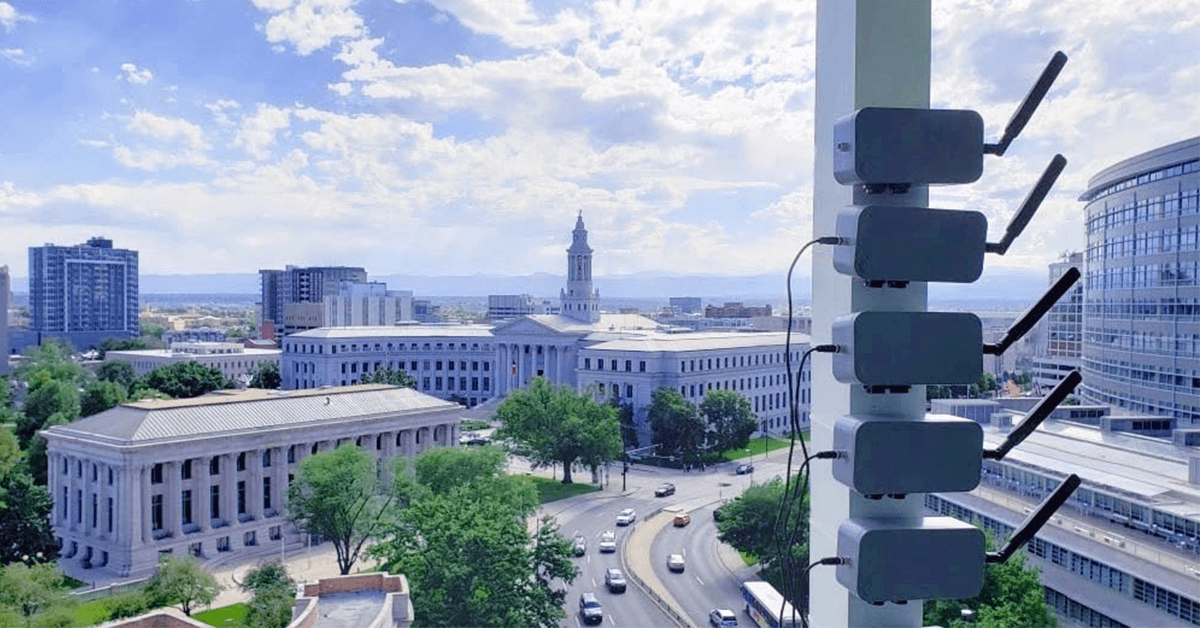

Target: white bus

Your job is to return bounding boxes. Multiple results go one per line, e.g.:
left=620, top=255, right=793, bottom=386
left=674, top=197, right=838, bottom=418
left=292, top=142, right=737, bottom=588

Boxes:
left=740, top=581, right=801, bottom=628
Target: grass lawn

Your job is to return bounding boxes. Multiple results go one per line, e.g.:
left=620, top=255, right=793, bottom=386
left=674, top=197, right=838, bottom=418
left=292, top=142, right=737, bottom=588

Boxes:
left=514, top=474, right=600, bottom=504
left=460, top=419, right=491, bottom=431
left=73, top=599, right=116, bottom=627
left=723, top=435, right=808, bottom=461
left=738, top=550, right=759, bottom=567
left=194, top=602, right=248, bottom=627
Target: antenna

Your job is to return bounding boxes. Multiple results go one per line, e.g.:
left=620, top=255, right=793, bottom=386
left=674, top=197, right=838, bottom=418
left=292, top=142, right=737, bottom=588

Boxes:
left=985, top=370, right=1081, bottom=460
left=987, top=474, right=1081, bottom=563
left=984, top=267, right=1081, bottom=355
left=984, top=51, right=1068, bottom=156
left=986, top=154, right=1068, bottom=255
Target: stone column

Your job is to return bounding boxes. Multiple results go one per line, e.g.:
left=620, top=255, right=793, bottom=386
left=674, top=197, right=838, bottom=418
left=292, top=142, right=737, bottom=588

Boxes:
left=273, top=447, right=286, bottom=515
left=198, top=460, right=211, bottom=532
left=140, top=465, right=152, bottom=544
left=165, top=461, right=180, bottom=537
left=222, top=453, right=236, bottom=525
left=249, top=449, right=264, bottom=520
left=68, top=456, right=79, bottom=532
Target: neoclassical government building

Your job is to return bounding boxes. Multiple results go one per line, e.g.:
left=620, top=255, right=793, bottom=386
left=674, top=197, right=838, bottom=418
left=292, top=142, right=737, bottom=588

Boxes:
left=42, top=385, right=463, bottom=577
left=279, top=214, right=812, bottom=440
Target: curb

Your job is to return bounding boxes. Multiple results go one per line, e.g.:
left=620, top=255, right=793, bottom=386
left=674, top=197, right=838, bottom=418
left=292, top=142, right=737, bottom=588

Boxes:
left=620, top=508, right=692, bottom=628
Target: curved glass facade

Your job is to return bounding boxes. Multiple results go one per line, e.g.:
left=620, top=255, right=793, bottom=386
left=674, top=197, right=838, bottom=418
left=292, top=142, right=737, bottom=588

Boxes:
left=1079, top=137, right=1200, bottom=422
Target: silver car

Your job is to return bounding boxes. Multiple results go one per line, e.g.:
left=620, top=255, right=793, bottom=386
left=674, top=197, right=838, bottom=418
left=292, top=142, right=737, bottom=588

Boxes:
left=616, top=508, right=636, bottom=526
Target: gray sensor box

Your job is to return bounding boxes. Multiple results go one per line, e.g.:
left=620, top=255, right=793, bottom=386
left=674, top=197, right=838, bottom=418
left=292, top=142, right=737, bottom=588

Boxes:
left=832, top=414, right=984, bottom=496
left=834, top=205, right=988, bottom=284
left=837, top=516, right=986, bottom=603
left=832, top=311, right=983, bottom=386
left=834, top=108, right=985, bottom=186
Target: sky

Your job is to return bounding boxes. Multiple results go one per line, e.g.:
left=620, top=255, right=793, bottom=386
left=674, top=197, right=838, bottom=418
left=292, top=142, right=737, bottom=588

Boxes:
left=0, top=0, right=1197, bottom=282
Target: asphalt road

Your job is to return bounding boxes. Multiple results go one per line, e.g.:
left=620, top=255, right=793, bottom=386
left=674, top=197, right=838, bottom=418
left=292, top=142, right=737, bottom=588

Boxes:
left=651, top=503, right=749, bottom=628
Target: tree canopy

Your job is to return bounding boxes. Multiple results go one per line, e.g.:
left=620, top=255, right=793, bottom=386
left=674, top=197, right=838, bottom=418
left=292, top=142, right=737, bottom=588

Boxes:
left=0, top=464, right=60, bottom=565
left=648, top=387, right=705, bottom=461
left=923, top=535, right=1054, bottom=628
left=494, top=377, right=622, bottom=484
left=145, top=554, right=222, bottom=616
left=0, top=562, right=71, bottom=623
left=360, top=368, right=417, bottom=388
left=96, top=360, right=138, bottom=390
left=80, top=380, right=128, bottom=418
left=372, top=447, right=576, bottom=628
left=242, top=563, right=296, bottom=628
left=141, top=361, right=234, bottom=399
left=287, top=443, right=391, bottom=575
left=248, top=361, right=282, bottom=390
left=716, top=476, right=809, bottom=612
left=699, top=389, right=758, bottom=453
left=17, top=380, right=80, bottom=448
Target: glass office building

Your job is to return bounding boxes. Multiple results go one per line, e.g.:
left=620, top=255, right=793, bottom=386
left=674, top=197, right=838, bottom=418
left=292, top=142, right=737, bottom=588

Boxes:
left=1079, top=137, right=1200, bottom=423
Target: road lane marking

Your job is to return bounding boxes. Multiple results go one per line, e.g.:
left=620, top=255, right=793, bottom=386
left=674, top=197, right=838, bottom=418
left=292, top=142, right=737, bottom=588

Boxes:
left=695, top=575, right=705, bottom=585
left=608, top=615, right=616, bottom=625
left=591, top=578, right=596, bottom=588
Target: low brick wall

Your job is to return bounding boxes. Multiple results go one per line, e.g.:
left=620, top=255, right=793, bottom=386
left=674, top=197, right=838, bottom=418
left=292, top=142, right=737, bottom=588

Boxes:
left=302, top=572, right=405, bottom=597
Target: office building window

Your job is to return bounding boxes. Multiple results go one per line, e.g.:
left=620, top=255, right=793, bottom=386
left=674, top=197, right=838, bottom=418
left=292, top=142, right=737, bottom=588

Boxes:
left=181, top=460, right=192, bottom=480
left=210, top=485, right=220, bottom=519
left=263, top=477, right=272, bottom=511
left=151, top=464, right=163, bottom=484
left=151, top=495, right=164, bottom=530
left=210, top=457, right=220, bottom=475
left=237, top=481, right=246, bottom=515
left=181, top=490, right=193, bottom=525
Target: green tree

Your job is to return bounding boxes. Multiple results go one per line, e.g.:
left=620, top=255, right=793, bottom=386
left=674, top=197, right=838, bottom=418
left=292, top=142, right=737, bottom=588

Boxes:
left=242, top=563, right=296, bottom=628
left=494, top=378, right=622, bottom=484
left=610, top=401, right=638, bottom=449
left=139, top=321, right=165, bottom=340
left=0, top=377, right=12, bottom=410
left=103, top=590, right=151, bottom=621
left=15, top=340, right=84, bottom=386
left=140, top=362, right=233, bottom=399
left=16, top=381, right=80, bottom=448
left=699, top=390, right=758, bottom=454
left=0, top=429, right=19, bottom=480
left=93, top=337, right=150, bottom=359
left=923, top=536, right=1054, bottom=628
left=144, top=554, right=222, bottom=616
left=96, top=360, right=138, bottom=390
left=248, top=362, right=282, bottom=390
left=360, top=368, right=417, bottom=388
left=0, top=562, right=68, bottom=623
left=715, top=476, right=809, bottom=609
left=287, top=443, right=391, bottom=575
left=80, top=381, right=127, bottom=418
left=647, top=387, right=704, bottom=461
left=413, top=445, right=507, bottom=496
left=374, top=472, right=575, bottom=628
left=0, top=466, right=60, bottom=565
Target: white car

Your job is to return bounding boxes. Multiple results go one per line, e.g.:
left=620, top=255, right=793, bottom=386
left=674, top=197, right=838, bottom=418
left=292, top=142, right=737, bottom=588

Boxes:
left=598, top=530, right=617, bottom=553
left=667, top=553, right=685, bottom=572
left=616, top=508, right=637, bottom=526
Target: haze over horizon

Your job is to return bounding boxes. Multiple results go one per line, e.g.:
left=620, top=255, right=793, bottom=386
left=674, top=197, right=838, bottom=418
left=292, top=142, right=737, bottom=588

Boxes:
left=1, top=1, right=1197, bottom=280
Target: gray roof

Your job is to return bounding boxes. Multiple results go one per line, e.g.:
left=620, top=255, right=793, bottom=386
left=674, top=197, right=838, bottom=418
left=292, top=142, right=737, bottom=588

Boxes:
left=288, top=325, right=495, bottom=339
left=44, top=384, right=459, bottom=445
left=581, top=331, right=809, bottom=353
left=523, top=314, right=660, bottom=333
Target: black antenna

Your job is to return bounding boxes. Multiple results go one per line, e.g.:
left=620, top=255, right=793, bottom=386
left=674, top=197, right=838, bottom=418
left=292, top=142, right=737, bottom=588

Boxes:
left=985, top=370, right=1081, bottom=460
left=984, top=267, right=1080, bottom=355
left=984, top=51, right=1068, bottom=157
left=986, top=154, right=1068, bottom=255
left=987, top=474, right=1081, bottom=563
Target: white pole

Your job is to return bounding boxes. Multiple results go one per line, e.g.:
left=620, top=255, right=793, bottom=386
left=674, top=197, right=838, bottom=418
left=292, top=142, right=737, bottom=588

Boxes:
left=810, top=1, right=929, bottom=626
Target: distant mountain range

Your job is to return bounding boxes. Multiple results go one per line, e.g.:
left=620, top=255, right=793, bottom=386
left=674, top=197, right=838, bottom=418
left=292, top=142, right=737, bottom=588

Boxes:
left=7, top=267, right=1050, bottom=305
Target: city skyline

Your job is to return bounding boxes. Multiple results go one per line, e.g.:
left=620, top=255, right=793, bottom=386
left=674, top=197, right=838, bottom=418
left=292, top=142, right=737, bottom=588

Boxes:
left=0, top=0, right=1198, bottom=280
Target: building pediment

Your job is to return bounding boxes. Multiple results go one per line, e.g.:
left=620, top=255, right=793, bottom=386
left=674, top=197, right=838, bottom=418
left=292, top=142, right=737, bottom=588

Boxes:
left=491, top=315, right=585, bottom=338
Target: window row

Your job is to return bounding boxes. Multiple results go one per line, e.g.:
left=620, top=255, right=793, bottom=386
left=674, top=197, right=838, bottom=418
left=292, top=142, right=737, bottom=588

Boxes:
left=582, top=358, right=647, bottom=372
left=1086, top=225, right=1200, bottom=260
left=1085, top=262, right=1199, bottom=290
left=285, top=341, right=494, bottom=355
left=1084, top=296, right=1200, bottom=319
left=1082, top=159, right=1198, bottom=203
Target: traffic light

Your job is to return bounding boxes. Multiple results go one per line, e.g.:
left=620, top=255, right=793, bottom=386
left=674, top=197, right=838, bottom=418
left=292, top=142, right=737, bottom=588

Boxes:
left=824, top=50, right=1084, bottom=605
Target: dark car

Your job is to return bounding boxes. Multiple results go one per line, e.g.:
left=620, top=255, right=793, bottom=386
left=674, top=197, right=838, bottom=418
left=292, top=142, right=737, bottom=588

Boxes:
left=579, top=592, right=603, bottom=625
left=655, top=483, right=676, bottom=497
left=735, top=463, right=754, bottom=475
left=604, top=567, right=627, bottom=593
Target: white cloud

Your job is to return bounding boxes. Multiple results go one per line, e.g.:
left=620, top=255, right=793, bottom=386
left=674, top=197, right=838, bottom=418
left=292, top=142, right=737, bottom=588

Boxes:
left=119, top=62, right=154, bottom=84
left=254, top=0, right=364, bottom=55
left=0, top=47, right=28, bottom=65
left=327, top=82, right=352, bottom=96
left=234, top=104, right=291, bottom=160
left=0, top=1, right=33, bottom=30
left=419, top=0, right=588, bottom=49
left=128, top=111, right=209, bottom=151
left=111, top=111, right=212, bottom=171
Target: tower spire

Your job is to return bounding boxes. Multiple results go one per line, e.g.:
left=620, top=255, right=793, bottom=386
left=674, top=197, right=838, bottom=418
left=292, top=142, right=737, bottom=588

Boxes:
left=561, top=213, right=600, bottom=323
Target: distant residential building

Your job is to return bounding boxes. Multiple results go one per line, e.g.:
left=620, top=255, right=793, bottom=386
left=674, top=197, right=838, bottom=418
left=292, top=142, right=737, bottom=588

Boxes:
left=1031, top=253, right=1084, bottom=391
left=1, top=265, right=9, bottom=371
left=258, top=265, right=367, bottom=335
left=42, top=385, right=463, bottom=578
left=106, top=342, right=280, bottom=382
left=487, top=294, right=558, bottom=321
left=705, top=302, right=772, bottom=318
left=1079, top=137, right=1200, bottom=423
left=29, top=237, right=139, bottom=350
left=324, top=281, right=413, bottom=326
left=669, top=297, right=702, bottom=314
